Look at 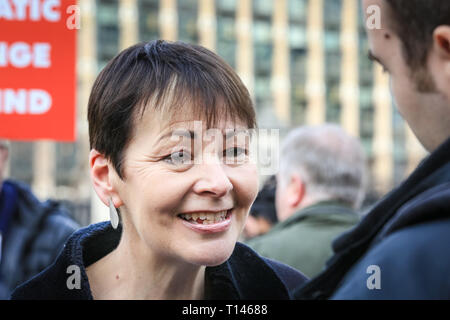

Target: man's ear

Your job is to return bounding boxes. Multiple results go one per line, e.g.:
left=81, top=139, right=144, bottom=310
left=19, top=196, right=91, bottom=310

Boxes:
left=89, top=149, right=123, bottom=208
left=430, top=26, right=450, bottom=99
left=433, top=26, right=450, bottom=59
left=286, top=174, right=305, bottom=209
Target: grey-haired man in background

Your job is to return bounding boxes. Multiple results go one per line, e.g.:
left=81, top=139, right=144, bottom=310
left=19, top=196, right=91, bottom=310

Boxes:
left=246, top=124, right=367, bottom=278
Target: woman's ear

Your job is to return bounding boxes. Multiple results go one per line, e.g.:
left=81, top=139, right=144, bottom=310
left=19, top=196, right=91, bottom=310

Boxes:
left=89, top=149, right=123, bottom=208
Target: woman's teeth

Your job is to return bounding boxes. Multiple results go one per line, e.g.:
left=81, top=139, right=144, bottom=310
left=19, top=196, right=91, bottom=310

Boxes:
left=179, top=211, right=228, bottom=224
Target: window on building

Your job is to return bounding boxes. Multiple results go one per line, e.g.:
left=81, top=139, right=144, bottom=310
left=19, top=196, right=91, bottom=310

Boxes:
left=324, top=0, right=341, bottom=29
left=392, top=106, right=407, bottom=186
left=138, top=0, right=159, bottom=42
left=358, top=1, right=377, bottom=165
left=288, top=0, right=307, bottom=23
left=253, top=8, right=273, bottom=122
left=290, top=47, right=307, bottom=125
left=253, top=0, right=273, bottom=19
left=289, top=0, right=308, bottom=126
left=178, top=0, right=198, bottom=43
left=216, top=0, right=236, bottom=13
left=55, top=142, right=79, bottom=187
left=359, top=88, right=374, bottom=157
left=217, top=10, right=236, bottom=68
left=324, top=0, right=342, bottom=124
left=9, top=142, right=34, bottom=185
left=97, top=0, right=119, bottom=71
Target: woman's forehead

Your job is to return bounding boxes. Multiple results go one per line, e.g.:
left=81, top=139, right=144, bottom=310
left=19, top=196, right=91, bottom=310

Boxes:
left=137, top=101, right=248, bottom=132
left=135, top=85, right=254, bottom=129
left=154, top=118, right=250, bottom=143
left=163, top=117, right=248, bottom=131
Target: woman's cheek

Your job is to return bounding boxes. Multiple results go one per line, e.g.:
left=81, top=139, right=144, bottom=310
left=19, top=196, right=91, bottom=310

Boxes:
left=228, top=163, right=259, bottom=205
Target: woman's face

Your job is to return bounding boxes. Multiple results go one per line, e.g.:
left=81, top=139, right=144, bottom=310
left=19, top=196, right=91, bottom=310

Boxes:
left=112, top=107, right=259, bottom=267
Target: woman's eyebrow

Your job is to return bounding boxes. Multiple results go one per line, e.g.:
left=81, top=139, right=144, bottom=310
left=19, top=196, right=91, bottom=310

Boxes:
left=157, top=130, right=197, bottom=144
left=225, top=129, right=250, bottom=140
left=155, top=129, right=249, bottom=148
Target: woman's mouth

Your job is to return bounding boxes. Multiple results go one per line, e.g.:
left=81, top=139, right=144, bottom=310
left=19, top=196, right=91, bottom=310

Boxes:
left=178, top=210, right=230, bottom=224
left=177, top=210, right=233, bottom=234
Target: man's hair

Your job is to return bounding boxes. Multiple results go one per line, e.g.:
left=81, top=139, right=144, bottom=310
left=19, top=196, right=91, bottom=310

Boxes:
left=88, top=40, right=256, bottom=179
left=385, top=0, right=450, bottom=79
left=250, top=176, right=278, bottom=224
left=278, top=124, right=367, bottom=210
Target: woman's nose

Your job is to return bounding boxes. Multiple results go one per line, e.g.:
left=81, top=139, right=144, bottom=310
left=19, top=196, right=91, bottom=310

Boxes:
left=192, top=163, right=233, bottom=197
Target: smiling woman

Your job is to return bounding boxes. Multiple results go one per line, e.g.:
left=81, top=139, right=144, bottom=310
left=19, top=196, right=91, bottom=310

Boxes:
left=10, top=40, right=307, bottom=300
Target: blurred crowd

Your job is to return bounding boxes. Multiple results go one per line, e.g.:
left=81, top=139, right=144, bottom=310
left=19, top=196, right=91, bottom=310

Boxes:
left=2, top=0, right=450, bottom=301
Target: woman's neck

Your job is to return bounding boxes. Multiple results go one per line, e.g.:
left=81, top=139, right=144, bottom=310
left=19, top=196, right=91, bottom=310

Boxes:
left=86, top=226, right=205, bottom=300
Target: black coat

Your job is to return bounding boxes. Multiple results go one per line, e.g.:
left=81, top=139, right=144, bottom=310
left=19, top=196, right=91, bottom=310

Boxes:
left=295, top=137, right=450, bottom=299
left=0, top=180, right=79, bottom=299
left=11, top=221, right=307, bottom=300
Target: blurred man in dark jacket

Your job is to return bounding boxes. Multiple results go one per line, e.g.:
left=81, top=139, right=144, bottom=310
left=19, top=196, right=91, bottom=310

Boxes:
left=0, top=140, right=79, bottom=299
left=243, top=176, right=278, bottom=240
left=295, top=0, right=450, bottom=299
left=246, top=125, right=367, bottom=278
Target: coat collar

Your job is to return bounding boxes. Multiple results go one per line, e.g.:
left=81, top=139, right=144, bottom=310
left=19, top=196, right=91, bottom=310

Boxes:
left=13, top=222, right=292, bottom=300
left=272, top=201, right=358, bottom=232
left=332, top=137, right=450, bottom=253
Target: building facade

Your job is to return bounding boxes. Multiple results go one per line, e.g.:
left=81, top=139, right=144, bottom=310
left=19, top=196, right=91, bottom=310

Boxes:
left=7, top=0, right=427, bottom=224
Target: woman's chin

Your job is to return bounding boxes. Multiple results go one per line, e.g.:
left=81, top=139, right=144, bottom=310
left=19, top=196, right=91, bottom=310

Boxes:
left=185, top=241, right=237, bottom=267
left=192, top=254, right=231, bottom=267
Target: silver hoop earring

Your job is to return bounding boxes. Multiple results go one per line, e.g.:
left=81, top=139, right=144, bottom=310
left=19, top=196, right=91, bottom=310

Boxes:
left=109, top=198, right=119, bottom=229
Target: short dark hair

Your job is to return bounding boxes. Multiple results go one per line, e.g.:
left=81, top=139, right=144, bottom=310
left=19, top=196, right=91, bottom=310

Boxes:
left=88, top=40, right=256, bottom=178
left=385, top=0, right=450, bottom=70
left=250, top=176, right=278, bottom=225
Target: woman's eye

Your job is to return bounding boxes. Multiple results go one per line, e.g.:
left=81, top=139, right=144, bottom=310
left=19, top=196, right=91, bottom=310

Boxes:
left=164, top=150, right=193, bottom=165
left=224, top=147, right=247, bottom=159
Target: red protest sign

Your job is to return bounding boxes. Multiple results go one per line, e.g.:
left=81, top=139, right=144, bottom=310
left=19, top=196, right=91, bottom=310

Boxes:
left=0, top=0, right=77, bottom=141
